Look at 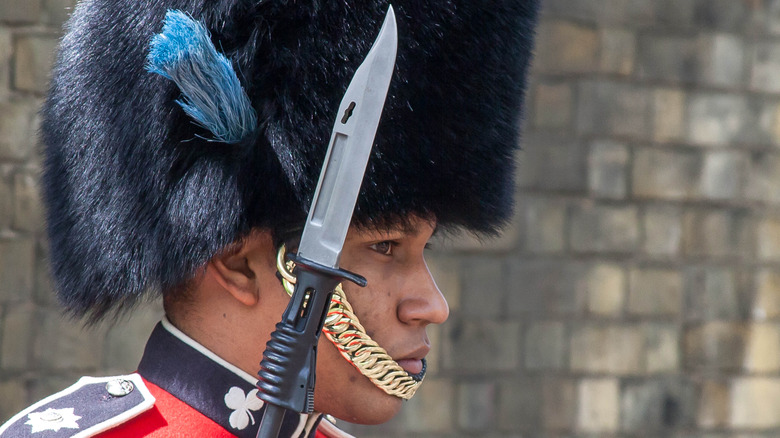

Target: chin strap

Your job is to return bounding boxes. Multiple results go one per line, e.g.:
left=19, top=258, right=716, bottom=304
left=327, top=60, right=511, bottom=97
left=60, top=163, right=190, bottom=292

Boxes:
left=276, top=245, right=425, bottom=400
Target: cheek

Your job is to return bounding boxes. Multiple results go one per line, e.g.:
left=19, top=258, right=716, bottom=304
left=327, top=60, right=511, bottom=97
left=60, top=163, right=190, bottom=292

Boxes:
left=313, top=327, right=403, bottom=423
left=343, top=283, right=395, bottom=338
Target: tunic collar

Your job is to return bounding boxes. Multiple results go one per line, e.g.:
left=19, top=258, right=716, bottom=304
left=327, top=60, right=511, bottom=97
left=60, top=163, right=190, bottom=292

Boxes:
left=138, top=318, right=321, bottom=438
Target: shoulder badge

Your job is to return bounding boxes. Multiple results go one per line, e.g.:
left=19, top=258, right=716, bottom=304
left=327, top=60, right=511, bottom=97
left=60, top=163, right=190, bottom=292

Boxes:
left=0, top=374, right=154, bottom=437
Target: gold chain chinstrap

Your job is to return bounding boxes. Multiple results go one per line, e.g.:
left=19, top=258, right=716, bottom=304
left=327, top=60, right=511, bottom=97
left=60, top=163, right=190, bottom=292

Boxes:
left=276, top=245, right=423, bottom=400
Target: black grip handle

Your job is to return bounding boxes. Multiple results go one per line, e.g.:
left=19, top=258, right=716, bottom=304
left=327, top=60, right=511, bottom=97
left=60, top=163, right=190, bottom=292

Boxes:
left=256, top=266, right=340, bottom=412
left=255, top=256, right=366, bottom=438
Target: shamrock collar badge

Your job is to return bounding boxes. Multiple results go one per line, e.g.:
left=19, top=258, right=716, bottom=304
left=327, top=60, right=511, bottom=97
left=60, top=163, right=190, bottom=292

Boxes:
left=224, top=386, right=264, bottom=430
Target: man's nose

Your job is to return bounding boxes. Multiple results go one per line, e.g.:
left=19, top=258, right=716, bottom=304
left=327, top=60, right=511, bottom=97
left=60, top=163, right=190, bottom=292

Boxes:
left=397, top=261, right=450, bottom=326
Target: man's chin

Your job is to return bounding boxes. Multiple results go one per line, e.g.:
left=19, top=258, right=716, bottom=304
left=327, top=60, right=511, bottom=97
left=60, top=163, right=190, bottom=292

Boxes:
left=320, top=386, right=404, bottom=425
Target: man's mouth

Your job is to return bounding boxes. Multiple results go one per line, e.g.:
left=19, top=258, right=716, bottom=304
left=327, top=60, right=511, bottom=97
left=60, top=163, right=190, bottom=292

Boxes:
left=397, top=358, right=427, bottom=381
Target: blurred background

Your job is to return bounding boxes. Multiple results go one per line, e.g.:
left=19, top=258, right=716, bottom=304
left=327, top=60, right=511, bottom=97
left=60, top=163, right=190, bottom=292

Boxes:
left=2, top=0, right=780, bottom=436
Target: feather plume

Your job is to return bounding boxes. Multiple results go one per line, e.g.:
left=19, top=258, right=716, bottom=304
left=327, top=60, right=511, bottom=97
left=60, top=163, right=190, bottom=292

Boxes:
left=147, top=10, right=256, bottom=143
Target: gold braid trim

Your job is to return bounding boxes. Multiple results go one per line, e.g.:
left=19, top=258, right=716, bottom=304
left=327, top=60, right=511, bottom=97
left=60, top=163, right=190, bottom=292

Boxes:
left=277, top=245, right=423, bottom=400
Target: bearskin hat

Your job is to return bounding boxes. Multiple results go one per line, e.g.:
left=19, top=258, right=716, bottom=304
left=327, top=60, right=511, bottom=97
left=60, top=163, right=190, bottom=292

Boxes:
left=41, top=0, right=540, bottom=320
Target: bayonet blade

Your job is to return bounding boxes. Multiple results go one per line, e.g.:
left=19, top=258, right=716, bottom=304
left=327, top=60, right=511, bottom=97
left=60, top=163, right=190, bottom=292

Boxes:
left=297, top=6, right=398, bottom=269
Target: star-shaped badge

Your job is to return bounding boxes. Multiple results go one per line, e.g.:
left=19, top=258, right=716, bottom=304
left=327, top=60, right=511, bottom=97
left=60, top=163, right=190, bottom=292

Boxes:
left=25, top=407, right=82, bottom=433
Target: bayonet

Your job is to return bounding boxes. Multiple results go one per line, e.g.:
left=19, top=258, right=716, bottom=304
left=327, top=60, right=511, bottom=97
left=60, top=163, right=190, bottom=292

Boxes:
left=256, top=6, right=397, bottom=437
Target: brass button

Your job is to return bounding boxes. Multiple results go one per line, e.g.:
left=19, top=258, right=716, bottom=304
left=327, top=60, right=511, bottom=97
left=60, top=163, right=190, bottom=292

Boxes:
left=106, top=379, right=134, bottom=397
left=39, top=410, right=63, bottom=422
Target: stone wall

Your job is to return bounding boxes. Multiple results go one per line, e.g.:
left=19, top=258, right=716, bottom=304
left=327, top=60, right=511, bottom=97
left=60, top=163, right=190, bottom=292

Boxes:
left=3, top=1, right=780, bottom=437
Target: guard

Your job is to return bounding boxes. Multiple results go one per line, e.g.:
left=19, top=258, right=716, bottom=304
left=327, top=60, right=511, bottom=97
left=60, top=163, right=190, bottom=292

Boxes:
left=0, top=1, right=540, bottom=436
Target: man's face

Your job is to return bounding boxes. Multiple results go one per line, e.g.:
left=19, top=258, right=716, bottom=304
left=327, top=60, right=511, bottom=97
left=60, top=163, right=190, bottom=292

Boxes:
left=311, top=216, right=449, bottom=423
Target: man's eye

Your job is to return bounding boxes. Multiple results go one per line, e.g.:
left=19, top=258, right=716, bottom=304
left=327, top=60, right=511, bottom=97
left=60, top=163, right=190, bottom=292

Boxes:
left=370, top=241, right=393, bottom=256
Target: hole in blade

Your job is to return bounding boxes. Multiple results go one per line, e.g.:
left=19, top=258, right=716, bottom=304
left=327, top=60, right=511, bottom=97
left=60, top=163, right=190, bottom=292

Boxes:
left=341, top=102, right=356, bottom=124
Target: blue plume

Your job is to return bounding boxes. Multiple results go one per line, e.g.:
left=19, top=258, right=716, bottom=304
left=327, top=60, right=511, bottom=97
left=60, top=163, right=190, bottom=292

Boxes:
left=147, top=10, right=257, bottom=144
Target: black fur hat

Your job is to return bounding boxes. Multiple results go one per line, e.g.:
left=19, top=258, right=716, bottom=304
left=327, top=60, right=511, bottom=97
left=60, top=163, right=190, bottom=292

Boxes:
left=42, top=0, right=540, bottom=319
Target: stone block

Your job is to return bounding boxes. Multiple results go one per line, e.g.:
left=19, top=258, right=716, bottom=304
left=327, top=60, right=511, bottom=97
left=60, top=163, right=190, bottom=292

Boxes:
left=685, top=322, right=745, bottom=371
left=570, top=324, right=644, bottom=374
left=585, top=263, right=625, bottom=317
left=700, top=34, right=745, bottom=87
left=683, top=210, right=752, bottom=259
left=685, top=267, right=739, bottom=320
left=0, top=169, right=12, bottom=231
left=27, top=374, right=83, bottom=410
left=743, top=323, right=780, bottom=372
left=507, top=261, right=587, bottom=316
left=576, top=378, right=619, bottom=433
left=588, top=140, right=628, bottom=199
left=102, top=302, right=163, bottom=372
left=766, top=101, right=780, bottom=147
left=653, top=0, right=697, bottom=26
left=0, top=29, right=11, bottom=95
left=1, top=302, right=33, bottom=370
left=687, top=93, right=748, bottom=147
left=746, top=152, right=780, bottom=204
left=522, top=196, right=566, bottom=253
left=534, top=21, right=598, bottom=74
left=541, top=0, right=602, bottom=23
left=730, top=378, right=780, bottom=428
left=458, top=381, right=496, bottom=431
left=693, top=0, right=751, bottom=31
left=41, top=0, right=78, bottom=26
left=683, top=210, right=728, bottom=257
left=621, top=378, right=696, bottom=431
left=628, top=268, right=683, bottom=316
left=33, top=308, right=105, bottom=370
left=0, top=0, right=41, bottom=23
left=0, top=238, right=34, bottom=303
left=637, top=34, right=701, bottom=84
left=516, top=132, right=587, bottom=192
left=0, top=379, right=27, bottom=424
left=542, top=378, right=576, bottom=431
left=645, top=324, right=680, bottom=373
left=442, top=319, right=520, bottom=373
left=754, top=269, right=780, bottom=319
left=752, top=42, right=780, bottom=93
left=697, top=380, right=729, bottom=429
left=497, top=378, right=542, bottom=432
left=757, top=217, right=780, bottom=261
left=33, top=238, right=57, bottom=307
left=576, top=80, right=652, bottom=139
left=699, top=151, right=745, bottom=201
left=459, top=257, right=505, bottom=318
left=533, top=82, right=573, bottom=129
left=13, top=171, right=44, bottom=233
left=0, top=99, right=37, bottom=161
left=400, top=378, right=454, bottom=433
left=653, top=88, right=687, bottom=143
left=426, top=256, right=461, bottom=312
left=434, top=220, right=521, bottom=253
left=525, top=321, right=566, bottom=370
left=643, top=205, right=683, bottom=256
left=570, top=203, right=640, bottom=253
left=760, top=0, right=780, bottom=35
left=543, top=0, right=664, bottom=25
left=633, top=148, right=700, bottom=200
left=13, top=34, right=59, bottom=94
left=599, top=28, right=635, bottom=75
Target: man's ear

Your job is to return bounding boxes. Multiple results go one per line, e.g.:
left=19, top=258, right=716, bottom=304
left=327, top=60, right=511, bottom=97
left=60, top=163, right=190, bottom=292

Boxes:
left=209, top=230, right=276, bottom=307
